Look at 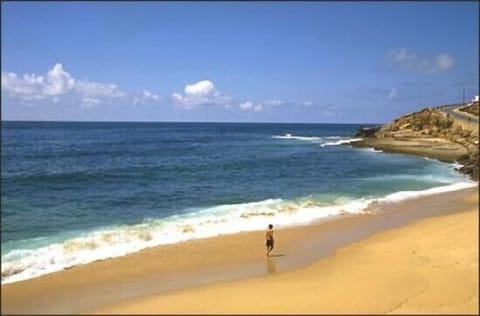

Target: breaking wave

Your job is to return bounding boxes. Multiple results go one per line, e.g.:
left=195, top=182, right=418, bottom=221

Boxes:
left=272, top=134, right=362, bottom=147
left=2, top=180, right=475, bottom=284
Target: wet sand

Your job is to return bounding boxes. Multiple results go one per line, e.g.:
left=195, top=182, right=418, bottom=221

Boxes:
left=1, top=187, right=478, bottom=314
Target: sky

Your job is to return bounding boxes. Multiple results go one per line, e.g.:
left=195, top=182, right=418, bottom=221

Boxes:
left=1, top=2, right=479, bottom=123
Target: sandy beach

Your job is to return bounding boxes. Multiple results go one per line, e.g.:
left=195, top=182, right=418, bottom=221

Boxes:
left=3, top=2, right=478, bottom=315
left=94, top=188, right=479, bottom=314
left=2, top=187, right=477, bottom=314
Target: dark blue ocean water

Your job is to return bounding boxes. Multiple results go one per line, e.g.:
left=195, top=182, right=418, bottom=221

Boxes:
left=1, top=121, right=471, bottom=283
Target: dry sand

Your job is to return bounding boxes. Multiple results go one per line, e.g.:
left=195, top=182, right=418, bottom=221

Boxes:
left=2, top=188, right=478, bottom=314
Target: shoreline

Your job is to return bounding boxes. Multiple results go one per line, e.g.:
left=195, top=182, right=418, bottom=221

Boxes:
left=94, top=188, right=478, bottom=314
left=351, top=137, right=479, bottom=181
left=2, top=186, right=477, bottom=314
left=2, top=178, right=474, bottom=286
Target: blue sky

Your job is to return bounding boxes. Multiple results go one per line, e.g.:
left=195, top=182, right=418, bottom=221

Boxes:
left=1, top=2, right=478, bottom=123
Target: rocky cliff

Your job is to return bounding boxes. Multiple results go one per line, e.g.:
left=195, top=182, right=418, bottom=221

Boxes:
left=353, top=107, right=479, bottom=181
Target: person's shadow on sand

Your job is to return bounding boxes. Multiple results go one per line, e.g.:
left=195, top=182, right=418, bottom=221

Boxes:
left=266, top=254, right=285, bottom=274
left=266, top=257, right=276, bottom=274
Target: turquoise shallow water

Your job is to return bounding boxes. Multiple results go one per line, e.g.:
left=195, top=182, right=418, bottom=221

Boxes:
left=1, top=121, right=473, bottom=283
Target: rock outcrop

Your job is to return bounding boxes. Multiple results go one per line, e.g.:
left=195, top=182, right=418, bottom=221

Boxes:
left=352, top=107, right=479, bottom=181
left=354, top=126, right=380, bottom=138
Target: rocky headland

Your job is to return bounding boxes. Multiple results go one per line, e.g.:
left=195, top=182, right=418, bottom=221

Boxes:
left=352, top=103, right=479, bottom=181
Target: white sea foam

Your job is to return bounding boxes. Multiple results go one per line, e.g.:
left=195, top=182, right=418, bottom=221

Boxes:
left=324, top=136, right=342, bottom=139
left=421, top=157, right=465, bottom=172
left=361, top=173, right=464, bottom=184
left=377, top=181, right=476, bottom=204
left=1, top=180, right=476, bottom=285
left=320, top=138, right=363, bottom=147
left=450, top=161, right=464, bottom=170
left=272, top=134, right=363, bottom=147
left=362, top=147, right=383, bottom=153
left=272, top=134, right=322, bottom=141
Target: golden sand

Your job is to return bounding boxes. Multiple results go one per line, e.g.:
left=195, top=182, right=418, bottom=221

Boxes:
left=94, top=189, right=479, bottom=314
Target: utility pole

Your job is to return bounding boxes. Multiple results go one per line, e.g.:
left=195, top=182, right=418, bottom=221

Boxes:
left=463, top=88, right=465, bottom=106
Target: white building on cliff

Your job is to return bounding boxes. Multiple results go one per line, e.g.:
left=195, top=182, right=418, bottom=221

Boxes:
left=468, top=95, right=479, bottom=105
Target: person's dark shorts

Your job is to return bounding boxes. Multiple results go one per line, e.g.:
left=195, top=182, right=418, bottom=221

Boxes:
left=266, top=239, right=274, bottom=248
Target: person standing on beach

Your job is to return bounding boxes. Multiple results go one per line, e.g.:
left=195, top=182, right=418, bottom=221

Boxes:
left=265, top=224, right=274, bottom=257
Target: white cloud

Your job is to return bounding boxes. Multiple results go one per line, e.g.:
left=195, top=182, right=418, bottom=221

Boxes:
left=387, top=48, right=455, bottom=73
left=81, top=97, right=101, bottom=109
left=2, top=72, right=46, bottom=99
left=133, top=89, right=160, bottom=105
left=264, top=99, right=282, bottom=107
left=303, top=100, right=313, bottom=107
left=43, top=63, right=75, bottom=96
left=1, top=63, right=128, bottom=105
left=436, top=53, right=455, bottom=70
left=238, top=99, right=283, bottom=112
left=143, top=89, right=159, bottom=101
left=185, top=80, right=215, bottom=96
left=1, top=64, right=76, bottom=100
left=172, top=80, right=231, bottom=109
left=388, top=88, right=398, bottom=100
left=75, top=81, right=125, bottom=98
left=239, top=101, right=258, bottom=111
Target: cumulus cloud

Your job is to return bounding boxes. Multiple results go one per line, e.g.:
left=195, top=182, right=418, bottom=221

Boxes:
left=172, top=80, right=231, bottom=109
left=185, top=80, right=215, bottom=96
left=44, top=63, right=75, bottom=96
left=1, top=64, right=76, bottom=100
left=1, top=72, right=46, bottom=100
left=1, top=63, right=129, bottom=106
left=171, top=79, right=287, bottom=113
left=387, top=48, right=455, bottom=73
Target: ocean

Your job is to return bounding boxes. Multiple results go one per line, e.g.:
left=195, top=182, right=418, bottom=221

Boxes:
left=1, top=121, right=474, bottom=284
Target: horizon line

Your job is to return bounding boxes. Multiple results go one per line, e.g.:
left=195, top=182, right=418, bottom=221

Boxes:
left=1, top=119, right=384, bottom=125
